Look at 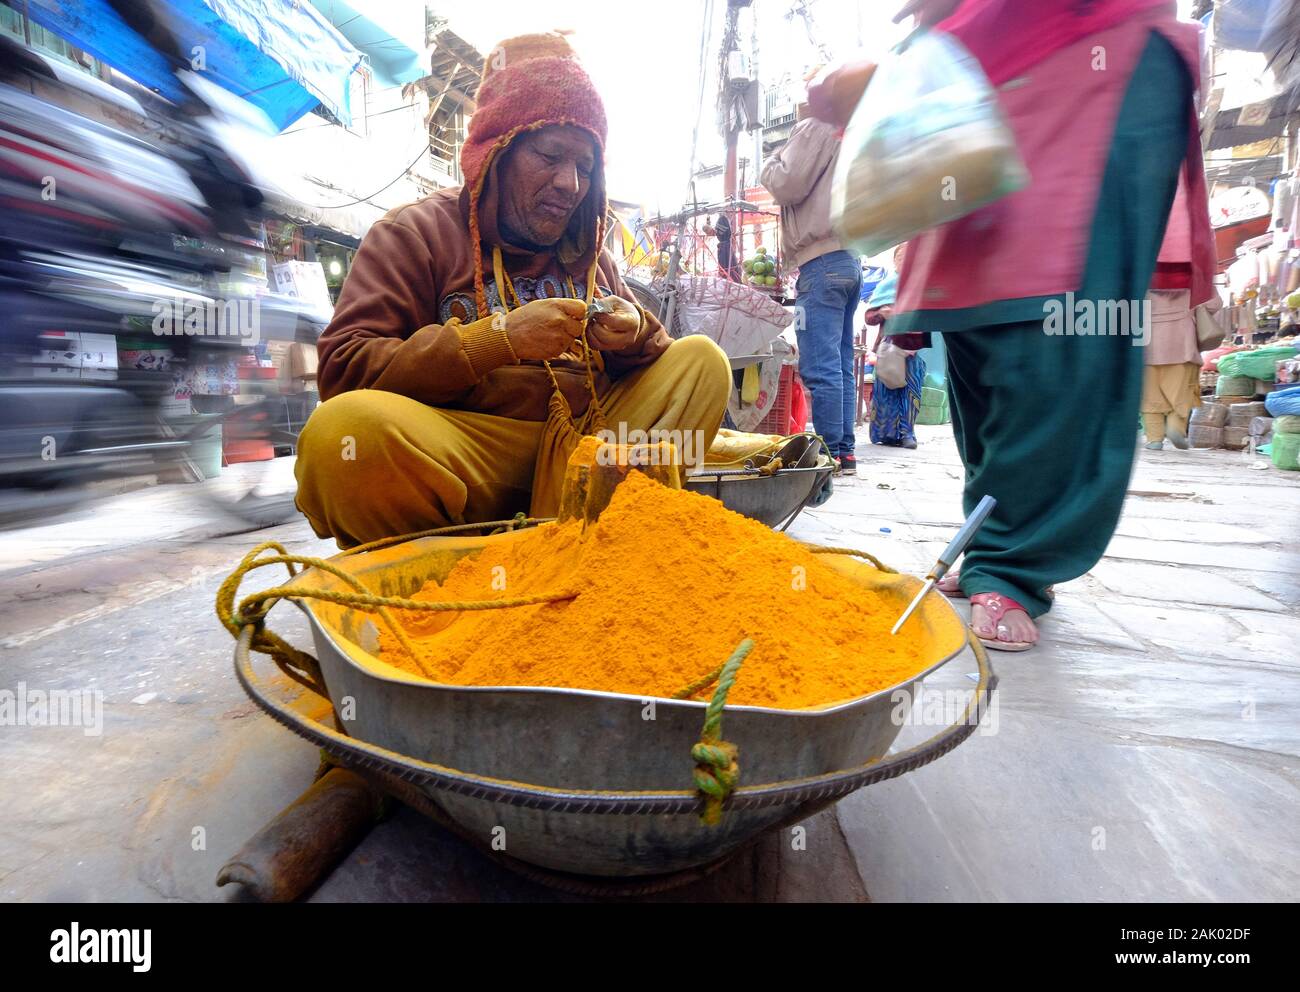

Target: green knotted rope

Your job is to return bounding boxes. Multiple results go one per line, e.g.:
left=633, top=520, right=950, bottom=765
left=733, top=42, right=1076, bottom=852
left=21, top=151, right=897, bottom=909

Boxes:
left=690, top=638, right=753, bottom=826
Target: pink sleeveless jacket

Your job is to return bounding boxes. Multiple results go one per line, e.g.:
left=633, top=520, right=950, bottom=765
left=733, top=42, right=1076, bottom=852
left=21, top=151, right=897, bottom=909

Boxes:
left=894, top=3, right=1216, bottom=319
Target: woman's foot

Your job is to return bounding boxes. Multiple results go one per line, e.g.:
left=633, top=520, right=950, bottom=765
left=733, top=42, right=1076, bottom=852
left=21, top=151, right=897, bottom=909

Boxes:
left=937, top=572, right=965, bottom=597
left=1144, top=439, right=1164, bottom=450
left=1165, top=422, right=1189, bottom=449
left=969, top=592, right=1038, bottom=652
left=900, top=437, right=917, bottom=449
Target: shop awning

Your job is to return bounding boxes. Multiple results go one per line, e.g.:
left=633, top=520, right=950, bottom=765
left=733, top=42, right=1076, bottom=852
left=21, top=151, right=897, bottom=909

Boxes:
left=1215, top=0, right=1300, bottom=90
left=310, top=0, right=426, bottom=88
left=25, top=0, right=363, bottom=130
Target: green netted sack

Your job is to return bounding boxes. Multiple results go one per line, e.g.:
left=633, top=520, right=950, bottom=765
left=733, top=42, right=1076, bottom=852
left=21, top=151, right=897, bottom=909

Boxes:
left=920, top=385, right=946, bottom=407
left=1215, top=374, right=1255, bottom=397
left=916, top=404, right=950, bottom=426
left=1273, top=415, right=1300, bottom=435
left=1270, top=431, right=1300, bottom=470
left=917, top=385, right=950, bottom=425
left=1215, top=345, right=1298, bottom=381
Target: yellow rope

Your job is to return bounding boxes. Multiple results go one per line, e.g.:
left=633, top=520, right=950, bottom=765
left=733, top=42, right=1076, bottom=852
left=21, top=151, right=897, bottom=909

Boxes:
left=216, top=542, right=578, bottom=683
left=339, top=515, right=550, bottom=558
left=806, top=545, right=897, bottom=574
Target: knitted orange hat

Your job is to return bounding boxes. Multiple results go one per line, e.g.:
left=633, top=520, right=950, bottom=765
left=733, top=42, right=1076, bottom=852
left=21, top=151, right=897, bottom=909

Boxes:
left=460, top=32, right=609, bottom=314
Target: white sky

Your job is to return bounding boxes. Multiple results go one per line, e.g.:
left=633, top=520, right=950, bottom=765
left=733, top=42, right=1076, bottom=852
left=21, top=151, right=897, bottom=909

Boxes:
left=443, top=0, right=1205, bottom=210
left=443, top=0, right=909, bottom=211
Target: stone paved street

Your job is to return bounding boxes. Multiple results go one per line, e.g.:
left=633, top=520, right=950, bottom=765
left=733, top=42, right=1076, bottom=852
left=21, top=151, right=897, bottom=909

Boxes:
left=2, top=426, right=1297, bottom=901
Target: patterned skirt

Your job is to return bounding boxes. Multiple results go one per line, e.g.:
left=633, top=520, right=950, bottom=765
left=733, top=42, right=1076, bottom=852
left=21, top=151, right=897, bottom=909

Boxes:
left=870, top=355, right=926, bottom=445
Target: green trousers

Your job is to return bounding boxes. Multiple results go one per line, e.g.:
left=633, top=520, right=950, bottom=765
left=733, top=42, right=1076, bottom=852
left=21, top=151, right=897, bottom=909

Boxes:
left=946, top=33, right=1191, bottom=617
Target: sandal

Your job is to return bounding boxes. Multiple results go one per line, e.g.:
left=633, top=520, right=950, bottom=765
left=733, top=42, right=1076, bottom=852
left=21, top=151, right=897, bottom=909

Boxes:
left=941, top=571, right=1055, bottom=604
left=969, top=592, right=1036, bottom=652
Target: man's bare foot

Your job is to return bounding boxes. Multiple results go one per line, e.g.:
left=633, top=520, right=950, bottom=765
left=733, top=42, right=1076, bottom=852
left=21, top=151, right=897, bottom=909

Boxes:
left=969, top=592, right=1038, bottom=651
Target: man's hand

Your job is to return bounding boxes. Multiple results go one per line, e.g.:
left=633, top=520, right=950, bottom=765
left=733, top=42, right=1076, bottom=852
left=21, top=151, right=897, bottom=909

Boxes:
left=585, top=296, right=642, bottom=352
left=504, top=298, right=588, bottom=361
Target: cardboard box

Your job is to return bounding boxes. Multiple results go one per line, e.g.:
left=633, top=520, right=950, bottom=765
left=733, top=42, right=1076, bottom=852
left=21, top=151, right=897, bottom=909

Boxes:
left=263, top=340, right=292, bottom=369
left=33, top=332, right=119, bottom=381
left=288, top=341, right=318, bottom=380
left=272, top=261, right=333, bottom=313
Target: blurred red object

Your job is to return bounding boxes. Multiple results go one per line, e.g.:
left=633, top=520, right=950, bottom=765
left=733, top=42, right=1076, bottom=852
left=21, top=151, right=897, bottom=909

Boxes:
left=224, top=439, right=274, bottom=463
left=788, top=374, right=810, bottom=435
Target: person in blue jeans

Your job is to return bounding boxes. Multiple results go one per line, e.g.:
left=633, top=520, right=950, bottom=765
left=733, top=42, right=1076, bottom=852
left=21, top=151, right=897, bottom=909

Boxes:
left=761, top=114, right=862, bottom=474
left=794, top=252, right=862, bottom=472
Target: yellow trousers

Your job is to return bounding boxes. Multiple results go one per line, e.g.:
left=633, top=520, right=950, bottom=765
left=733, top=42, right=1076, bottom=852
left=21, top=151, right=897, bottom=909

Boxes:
left=1140, top=361, right=1201, bottom=442
left=294, top=336, right=731, bottom=547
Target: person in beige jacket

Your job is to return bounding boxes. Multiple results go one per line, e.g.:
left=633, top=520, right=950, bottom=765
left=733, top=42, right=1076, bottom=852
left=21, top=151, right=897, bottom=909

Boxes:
left=761, top=117, right=863, bottom=474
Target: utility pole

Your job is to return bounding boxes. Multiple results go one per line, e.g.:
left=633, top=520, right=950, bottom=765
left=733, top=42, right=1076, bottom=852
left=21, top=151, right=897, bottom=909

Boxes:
left=719, top=0, right=755, bottom=276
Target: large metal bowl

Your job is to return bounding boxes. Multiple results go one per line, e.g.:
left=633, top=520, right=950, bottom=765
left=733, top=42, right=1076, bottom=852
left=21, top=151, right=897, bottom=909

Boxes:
left=234, top=526, right=989, bottom=877
left=687, top=434, right=835, bottom=529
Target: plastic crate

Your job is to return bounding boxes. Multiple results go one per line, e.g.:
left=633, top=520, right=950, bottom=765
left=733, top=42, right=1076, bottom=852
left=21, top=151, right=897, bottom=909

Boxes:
left=756, top=363, right=796, bottom=435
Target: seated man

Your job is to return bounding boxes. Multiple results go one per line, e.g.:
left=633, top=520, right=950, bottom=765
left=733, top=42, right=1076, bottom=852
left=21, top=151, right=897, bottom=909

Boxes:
left=295, top=32, right=730, bottom=547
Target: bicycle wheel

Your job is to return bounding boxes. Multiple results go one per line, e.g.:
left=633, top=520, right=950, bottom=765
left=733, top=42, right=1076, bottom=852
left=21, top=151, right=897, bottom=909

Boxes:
left=624, top=275, right=684, bottom=339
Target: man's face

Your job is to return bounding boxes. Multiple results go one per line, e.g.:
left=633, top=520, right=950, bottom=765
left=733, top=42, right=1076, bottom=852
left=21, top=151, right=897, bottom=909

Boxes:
left=497, top=125, right=596, bottom=247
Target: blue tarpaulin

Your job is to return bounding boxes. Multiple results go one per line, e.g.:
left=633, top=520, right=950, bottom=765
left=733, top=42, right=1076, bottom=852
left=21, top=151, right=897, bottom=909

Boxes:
left=25, top=0, right=363, bottom=130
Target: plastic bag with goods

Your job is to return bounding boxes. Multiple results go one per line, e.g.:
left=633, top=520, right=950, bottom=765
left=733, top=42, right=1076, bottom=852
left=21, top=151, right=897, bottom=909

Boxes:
left=1270, top=431, right=1300, bottom=470
left=1264, top=385, right=1300, bottom=417
left=1215, top=344, right=1299, bottom=380
left=1215, top=374, right=1255, bottom=397
left=831, top=29, right=1027, bottom=257
left=1272, top=415, right=1300, bottom=434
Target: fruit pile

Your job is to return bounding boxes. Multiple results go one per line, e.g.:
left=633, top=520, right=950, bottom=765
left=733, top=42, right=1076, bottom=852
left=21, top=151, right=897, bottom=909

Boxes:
left=743, top=246, right=779, bottom=288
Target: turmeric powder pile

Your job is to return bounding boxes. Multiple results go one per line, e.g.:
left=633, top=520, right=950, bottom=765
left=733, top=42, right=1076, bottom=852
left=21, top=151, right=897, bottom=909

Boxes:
left=373, top=471, right=935, bottom=709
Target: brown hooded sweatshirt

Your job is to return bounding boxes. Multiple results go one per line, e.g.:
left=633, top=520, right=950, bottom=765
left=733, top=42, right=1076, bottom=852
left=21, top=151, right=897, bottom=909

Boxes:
left=316, top=150, right=671, bottom=423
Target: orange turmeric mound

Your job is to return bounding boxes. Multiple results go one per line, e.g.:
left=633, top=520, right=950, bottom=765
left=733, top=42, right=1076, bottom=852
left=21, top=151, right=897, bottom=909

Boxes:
left=376, top=472, right=933, bottom=709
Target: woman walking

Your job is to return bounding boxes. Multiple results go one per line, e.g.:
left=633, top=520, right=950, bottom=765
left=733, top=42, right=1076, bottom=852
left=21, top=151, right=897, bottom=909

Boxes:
left=810, top=0, right=1216, bottom=650
left=863, top=269, right=925, bottom=449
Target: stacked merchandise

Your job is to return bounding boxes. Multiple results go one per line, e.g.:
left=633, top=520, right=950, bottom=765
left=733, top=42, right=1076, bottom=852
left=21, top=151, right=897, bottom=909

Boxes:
left=1188, top=401, right=1226, bottom=448
left=1215, top=343, right=1299, bottom=398
left=1264, top=385, right=1300, bottom=470
left=1250, top=415, right=1274, bottom=446
left=1224, top=222, right=1298, bottom=343
left=916, top=384, right=950, bottom=425
left=1223, top=401, right=1266, bottom=449
left=1213, top=372, right=1257, bottom=408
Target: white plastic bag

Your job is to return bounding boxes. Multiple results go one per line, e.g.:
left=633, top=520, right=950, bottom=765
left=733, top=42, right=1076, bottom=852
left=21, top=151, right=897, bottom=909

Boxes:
left=874, top=338, right=908, bottom=390
left=831, top=30, right=1027, bottom=257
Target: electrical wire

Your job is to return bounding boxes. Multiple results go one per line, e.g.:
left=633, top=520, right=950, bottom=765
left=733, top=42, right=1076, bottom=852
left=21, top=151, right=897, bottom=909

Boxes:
left=684, top=0, right=716, bottom=203
left=297, top=144, right=431, bottom=209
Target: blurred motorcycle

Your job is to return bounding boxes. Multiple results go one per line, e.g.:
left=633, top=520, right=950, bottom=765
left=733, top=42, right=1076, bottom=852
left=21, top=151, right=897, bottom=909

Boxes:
left=0, top=17, right=324, bottom=531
